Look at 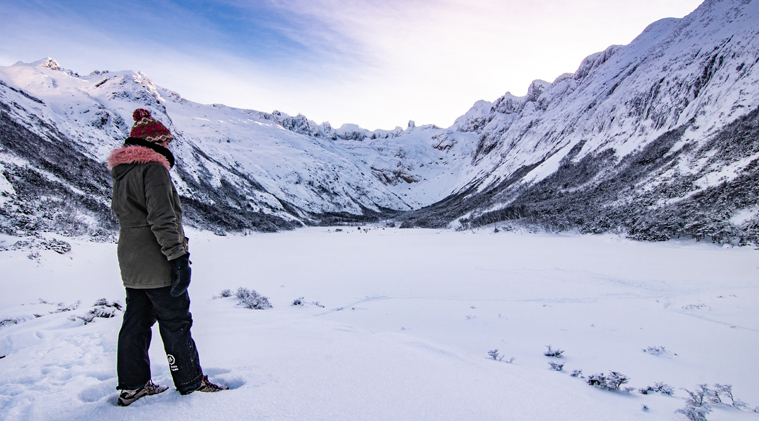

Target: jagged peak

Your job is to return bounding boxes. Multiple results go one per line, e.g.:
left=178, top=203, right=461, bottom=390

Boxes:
left=37, top=57, right=61, bottom=71
left=9, top=57, right=83, bottom=78
left=12, top=57, right=63, bottom=71
left=11, top=57, right=60, bottom=70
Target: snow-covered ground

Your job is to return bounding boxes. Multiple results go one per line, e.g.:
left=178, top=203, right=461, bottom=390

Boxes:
left=1, top=228, right=758, bottom=420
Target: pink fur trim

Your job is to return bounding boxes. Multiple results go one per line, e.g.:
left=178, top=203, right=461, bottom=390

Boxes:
left=107, top=145, right=171, bottom=170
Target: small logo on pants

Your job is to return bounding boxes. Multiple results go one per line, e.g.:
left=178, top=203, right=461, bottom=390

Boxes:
left=167, top=354, right=178, bottom=372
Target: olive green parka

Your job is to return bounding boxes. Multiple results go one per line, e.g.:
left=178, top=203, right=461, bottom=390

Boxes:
left=108, top=142, right=187, bottom=289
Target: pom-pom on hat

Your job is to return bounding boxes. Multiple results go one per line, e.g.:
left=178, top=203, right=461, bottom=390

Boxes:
left=129, top=108, right=174, bottom=144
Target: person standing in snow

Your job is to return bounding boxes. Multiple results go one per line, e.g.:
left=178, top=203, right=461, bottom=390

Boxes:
left=107, top=108, right=227, bottom=406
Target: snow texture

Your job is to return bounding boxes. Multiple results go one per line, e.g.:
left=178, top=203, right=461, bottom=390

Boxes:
left=1, top=228, right=758, bottom=420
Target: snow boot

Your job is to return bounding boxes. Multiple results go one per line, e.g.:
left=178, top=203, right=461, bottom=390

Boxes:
left=180, top=375, right=229, bottom=395
left=118, top=380, right=168, bottom=406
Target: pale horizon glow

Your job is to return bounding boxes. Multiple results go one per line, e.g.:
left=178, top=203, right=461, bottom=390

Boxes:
left=0, top=0, right=704, bottom=130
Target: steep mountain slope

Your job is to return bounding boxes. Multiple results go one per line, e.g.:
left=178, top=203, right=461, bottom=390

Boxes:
left=399, top=0, right=759, bottom=244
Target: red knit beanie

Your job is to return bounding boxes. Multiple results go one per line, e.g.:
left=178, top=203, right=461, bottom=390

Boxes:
left=129, top=109, right=174, bottom=143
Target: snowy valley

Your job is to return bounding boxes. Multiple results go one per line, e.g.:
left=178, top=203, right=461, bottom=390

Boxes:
left=2, top=0, right=759, bottom=419
left=2, top=228, right=759, bottom=420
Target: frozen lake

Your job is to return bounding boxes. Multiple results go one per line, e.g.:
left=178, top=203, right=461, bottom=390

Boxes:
left=1, top=227, right=757, bottom=420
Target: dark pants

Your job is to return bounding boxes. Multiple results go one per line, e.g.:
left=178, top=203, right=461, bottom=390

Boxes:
left=117, top=286, right=203, bottom=393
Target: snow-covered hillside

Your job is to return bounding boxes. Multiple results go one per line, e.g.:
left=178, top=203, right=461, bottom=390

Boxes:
left=454, top=0, right=758, bottom=188
left=401, top=0, right=759, bottom=244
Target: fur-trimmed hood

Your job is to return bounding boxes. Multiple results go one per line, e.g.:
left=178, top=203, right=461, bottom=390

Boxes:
left=107, top=145, right=172, bottom=171
left=108, top=136, right=176, bottom=172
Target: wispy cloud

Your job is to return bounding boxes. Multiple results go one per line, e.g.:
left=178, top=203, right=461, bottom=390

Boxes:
left=0, top=0, right=704, bottom=129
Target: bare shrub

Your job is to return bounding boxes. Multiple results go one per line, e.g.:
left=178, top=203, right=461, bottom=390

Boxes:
left=586, top=371, right=629, bottom=391
left=544, top=345, right=564, bottom=358
left=712, top=384, right=748, bottom=409
left=235, top=287, right=273, bottom=310
left=676, top=405, right=711, bottom=421
left=642, top=345, right=668, bottom=355
left=69, top=298, right=123, bottom=325
left=487, top=349, right=514, bottom=363
left=291, top=297, right=325, bottom=308
left=640, top=382, right=674, bottom=395
left=548, top=361, right=564, bottom=371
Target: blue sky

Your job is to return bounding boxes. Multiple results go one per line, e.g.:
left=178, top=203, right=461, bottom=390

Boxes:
left=0, top=0, right=704, bottom=130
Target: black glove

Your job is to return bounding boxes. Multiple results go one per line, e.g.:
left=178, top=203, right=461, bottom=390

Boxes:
left=170, top=253, right=191, bottom=297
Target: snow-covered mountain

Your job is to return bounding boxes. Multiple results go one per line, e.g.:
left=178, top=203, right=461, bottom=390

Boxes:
left=400, top=0, right=759, bottom=244
left=0, top=59, right=474, bottom=236
left=1, top=0, right=758, bottom=244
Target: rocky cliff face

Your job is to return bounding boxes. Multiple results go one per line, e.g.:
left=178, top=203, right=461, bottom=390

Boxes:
left=1, top=0, right=758, bottom=245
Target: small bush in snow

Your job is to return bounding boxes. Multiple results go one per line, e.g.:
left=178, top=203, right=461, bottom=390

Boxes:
left=642, top=345, right=668, bottom=355
left=570, top=369, right=583, bottom=378
left=39, top=299, right=80, bottom=313
left=682, top=303, right=708, bottom=310
left=212, top=289, right=233, bottom=299
left=1, top=318, right=21, bottom=328
left=655, top=382, right=676, bottom=396
left=235, top=287, right=273, bottom=310
left=291, top=297, right=325, bottom=308
left=586, top=371, right=629, bottom=391
left=69, top=299, right=123, bottom=325
left=676, top=404, right=712, bottom=421
left=486, top=349, right=514, bottom=363
left=548, top=361, right=564, bottom=371
left=710, top=384, right=729, bottom=404
left=70, top=314, right=96, bottom=325
left=711, top=384, right=747, bottom=408
left=683, top=385, right=713, bottom=407
left=544, top=345, right=564, bottom=358
left=62, top=301, right=81, bottom=312
left=93, top=298, right=123, bottom=311
left=640, top=382, right=674, bottom=395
